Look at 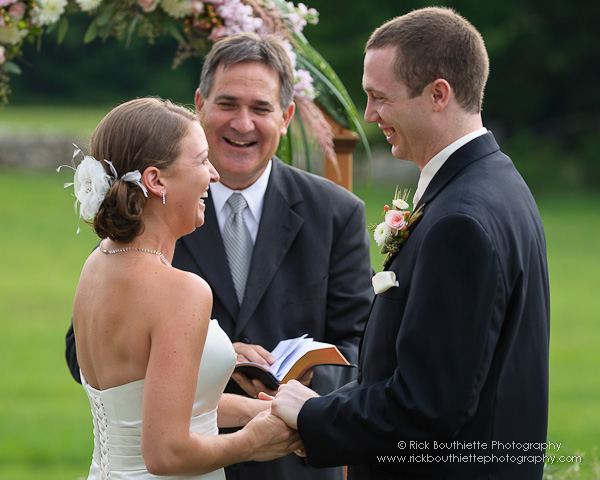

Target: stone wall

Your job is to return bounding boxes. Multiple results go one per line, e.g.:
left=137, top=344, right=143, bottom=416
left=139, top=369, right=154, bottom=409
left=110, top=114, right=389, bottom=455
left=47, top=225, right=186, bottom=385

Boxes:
left=0, top=132, right=89, bottom=170
left=0, top=131, right=420, bottom=185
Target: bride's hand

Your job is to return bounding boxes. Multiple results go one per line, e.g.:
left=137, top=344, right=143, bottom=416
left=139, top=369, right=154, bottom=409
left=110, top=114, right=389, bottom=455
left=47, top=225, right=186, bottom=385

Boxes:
left=243, top=410, right=303, bottom=462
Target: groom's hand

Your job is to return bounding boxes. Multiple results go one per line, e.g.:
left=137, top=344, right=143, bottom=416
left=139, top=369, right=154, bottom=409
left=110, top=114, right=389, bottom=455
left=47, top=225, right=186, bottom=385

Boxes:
left=271, top=380, right=319, bottom=430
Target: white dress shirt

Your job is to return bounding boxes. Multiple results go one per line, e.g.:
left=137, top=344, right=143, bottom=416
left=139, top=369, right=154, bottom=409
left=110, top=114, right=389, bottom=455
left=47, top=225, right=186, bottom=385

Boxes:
left=412, top=128, right=488, bottom=208
left=209, top=160, right=272, bottom=244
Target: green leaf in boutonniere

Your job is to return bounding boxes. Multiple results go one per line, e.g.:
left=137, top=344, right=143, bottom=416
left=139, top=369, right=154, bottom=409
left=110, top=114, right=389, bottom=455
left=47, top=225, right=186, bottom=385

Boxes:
left=368, top=187, right=426, bottom=268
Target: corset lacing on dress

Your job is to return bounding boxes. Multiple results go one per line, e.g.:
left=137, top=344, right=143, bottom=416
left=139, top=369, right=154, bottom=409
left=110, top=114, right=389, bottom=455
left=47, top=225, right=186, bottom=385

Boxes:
left=88, top=389, right=111, bottom=479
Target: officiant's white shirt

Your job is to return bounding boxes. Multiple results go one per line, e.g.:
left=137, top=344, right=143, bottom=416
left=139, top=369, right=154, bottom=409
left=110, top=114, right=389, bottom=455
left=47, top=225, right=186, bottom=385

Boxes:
left=209, top=160, right=272, bottom=244
left=412, top=128, right=487, bottom=208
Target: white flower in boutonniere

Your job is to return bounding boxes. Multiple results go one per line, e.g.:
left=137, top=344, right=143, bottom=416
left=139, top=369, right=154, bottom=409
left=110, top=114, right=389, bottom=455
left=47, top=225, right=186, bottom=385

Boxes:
left=369, top=186, right=426, bottom=267
left=372, top=271, right=399, bottom=294
left=373, top=221, right=392, bottom=247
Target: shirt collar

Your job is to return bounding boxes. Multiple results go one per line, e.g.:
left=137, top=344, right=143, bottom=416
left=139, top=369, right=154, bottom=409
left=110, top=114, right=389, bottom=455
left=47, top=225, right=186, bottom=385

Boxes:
left=413, top=128, right=487, bottom=207
left=209, top=159, right=272, bottom=223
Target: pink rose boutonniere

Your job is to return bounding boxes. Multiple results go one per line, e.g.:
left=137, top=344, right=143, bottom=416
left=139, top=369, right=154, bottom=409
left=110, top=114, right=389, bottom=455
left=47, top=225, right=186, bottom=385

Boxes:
left=369, top=187, right=425, bottom=267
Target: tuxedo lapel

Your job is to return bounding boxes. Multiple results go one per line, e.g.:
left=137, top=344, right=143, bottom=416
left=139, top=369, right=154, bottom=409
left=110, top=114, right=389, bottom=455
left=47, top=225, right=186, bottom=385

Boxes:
left=234, top=159, right=304, bottom=336
left=418, top=132, right=500, bottom=208
left=180, top=197, right=240, bottom=320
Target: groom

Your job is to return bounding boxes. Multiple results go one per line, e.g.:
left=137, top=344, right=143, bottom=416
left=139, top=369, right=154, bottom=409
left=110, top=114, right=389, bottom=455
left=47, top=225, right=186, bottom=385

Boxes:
left=272, top=7, right=550, bottom=480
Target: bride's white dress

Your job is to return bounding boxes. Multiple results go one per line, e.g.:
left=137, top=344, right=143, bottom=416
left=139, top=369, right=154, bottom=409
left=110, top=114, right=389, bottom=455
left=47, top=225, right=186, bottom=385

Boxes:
left=81, top=319, right=236, bottom=480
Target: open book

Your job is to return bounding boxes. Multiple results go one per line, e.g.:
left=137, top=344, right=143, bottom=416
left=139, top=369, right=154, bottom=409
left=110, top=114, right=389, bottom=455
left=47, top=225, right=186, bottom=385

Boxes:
left=233, top=334, right=354, bottom=390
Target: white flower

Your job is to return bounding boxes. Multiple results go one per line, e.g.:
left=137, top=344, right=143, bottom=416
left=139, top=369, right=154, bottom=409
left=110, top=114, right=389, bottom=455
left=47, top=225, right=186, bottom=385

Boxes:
left=0, top=24, right=28, bottom=45
left=0, top=46, right=4, bottom=65
left=75, top=0, right=102, bottom=12
left=161, top=0, right=193, bottom=19
left=372, top=271, right=399, bottom=294
left=30, top=0, right=68, bottom=27
left=392, top=198, right=409, bottom=210
left=73, top=156, right=112, bottom=220
left=373, top=221, right=392, bottom=247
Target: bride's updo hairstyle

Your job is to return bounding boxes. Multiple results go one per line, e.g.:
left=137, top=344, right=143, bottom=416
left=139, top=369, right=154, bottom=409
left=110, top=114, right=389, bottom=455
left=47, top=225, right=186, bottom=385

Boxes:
left=92, top=97, right=197, bottom=242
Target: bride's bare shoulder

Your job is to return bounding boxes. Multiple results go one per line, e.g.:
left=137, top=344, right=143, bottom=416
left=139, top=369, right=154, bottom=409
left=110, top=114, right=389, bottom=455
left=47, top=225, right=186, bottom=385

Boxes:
left=150, top=267, right=213, bottom=319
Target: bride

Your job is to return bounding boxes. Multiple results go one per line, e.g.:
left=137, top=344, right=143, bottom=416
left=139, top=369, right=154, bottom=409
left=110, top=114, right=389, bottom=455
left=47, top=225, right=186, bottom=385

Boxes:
left=67, top=97, right=301, bottom=479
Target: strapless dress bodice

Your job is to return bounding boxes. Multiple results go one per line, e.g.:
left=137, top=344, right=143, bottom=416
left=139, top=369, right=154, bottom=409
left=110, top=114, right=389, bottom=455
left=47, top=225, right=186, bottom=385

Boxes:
left=81, top=319, right=236, bottom=479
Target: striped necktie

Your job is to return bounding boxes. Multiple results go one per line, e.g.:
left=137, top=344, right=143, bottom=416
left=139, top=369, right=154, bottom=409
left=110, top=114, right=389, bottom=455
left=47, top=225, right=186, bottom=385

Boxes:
left=222, top=193, right=253, bottom=305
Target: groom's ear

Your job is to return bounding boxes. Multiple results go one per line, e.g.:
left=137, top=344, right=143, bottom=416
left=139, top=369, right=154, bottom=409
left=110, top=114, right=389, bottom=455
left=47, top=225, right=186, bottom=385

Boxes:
left=142, top=166, right=164, bottom=199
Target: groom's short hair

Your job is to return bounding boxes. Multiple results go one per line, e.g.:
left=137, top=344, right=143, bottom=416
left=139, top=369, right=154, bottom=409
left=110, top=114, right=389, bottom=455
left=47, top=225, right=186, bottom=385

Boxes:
left=366, top=6, right=489, bottom=114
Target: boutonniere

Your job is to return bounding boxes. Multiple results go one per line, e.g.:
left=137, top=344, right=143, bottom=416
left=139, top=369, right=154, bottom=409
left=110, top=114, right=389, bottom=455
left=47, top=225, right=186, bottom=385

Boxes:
left=368, top=187, right=426, bottom=268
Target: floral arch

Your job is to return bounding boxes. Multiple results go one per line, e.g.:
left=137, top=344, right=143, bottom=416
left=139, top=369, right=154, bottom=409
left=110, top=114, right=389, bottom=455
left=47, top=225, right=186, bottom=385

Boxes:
left=0, top=0, right=370, bottom=189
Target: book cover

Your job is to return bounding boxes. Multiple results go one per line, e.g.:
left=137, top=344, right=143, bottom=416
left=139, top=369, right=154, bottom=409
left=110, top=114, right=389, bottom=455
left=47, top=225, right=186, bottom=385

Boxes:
left=233, top=334, right=354, bottom=390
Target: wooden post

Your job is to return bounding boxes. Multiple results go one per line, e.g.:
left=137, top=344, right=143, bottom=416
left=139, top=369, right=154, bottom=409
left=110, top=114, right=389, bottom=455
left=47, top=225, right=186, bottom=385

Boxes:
left=321, top=109, right=360, bottom=192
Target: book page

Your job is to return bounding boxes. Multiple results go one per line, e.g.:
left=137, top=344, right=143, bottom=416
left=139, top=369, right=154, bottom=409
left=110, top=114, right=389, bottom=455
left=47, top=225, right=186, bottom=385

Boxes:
left=273, top=338, right=333, bottom=380
left=270, top=334, right=309, bottom=378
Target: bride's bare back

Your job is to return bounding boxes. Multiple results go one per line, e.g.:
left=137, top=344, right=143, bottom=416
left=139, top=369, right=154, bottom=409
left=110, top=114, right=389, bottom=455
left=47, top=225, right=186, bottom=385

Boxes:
left=73, top=247, right=212, bottom=391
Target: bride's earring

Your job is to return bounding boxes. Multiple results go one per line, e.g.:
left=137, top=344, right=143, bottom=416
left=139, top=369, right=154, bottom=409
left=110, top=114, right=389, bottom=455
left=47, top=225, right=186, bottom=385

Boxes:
left=161, top=191, right=166, bottom=205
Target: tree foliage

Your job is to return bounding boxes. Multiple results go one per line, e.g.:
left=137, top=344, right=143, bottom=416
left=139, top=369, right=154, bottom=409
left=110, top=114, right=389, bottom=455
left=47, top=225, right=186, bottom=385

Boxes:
left=6, top=0, right=600, bottom=187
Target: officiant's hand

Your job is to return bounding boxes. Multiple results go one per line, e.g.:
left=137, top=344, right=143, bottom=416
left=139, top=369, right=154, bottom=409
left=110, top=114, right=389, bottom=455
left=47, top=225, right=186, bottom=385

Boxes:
left=231, top=372, right=278, bottom=398
left=232, top=342, right=279, bottom=397
left=233, top=342, right=276, bottom=366
left=269, top=380, right=319, bottom=430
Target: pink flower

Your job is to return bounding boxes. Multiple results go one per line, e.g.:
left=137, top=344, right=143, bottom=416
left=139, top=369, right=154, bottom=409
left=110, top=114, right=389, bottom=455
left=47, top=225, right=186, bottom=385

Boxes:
left=8, top=2, right=27, bottom=20
left=385, top=209, right=407, bottom=234
left=138, top=0, right=158, bottom=13
left=0, top=0, right=17, bottom=8
left=0, top=45, right=5, bottom=65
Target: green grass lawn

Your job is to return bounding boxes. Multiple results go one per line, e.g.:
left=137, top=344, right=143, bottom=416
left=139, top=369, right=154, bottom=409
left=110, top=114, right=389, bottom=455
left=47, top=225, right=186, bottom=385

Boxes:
left=1, top=171, right=598, bottom=478
left=1, top=101, right=599, bottom=477
left=0, top=105, right=112, bottom=135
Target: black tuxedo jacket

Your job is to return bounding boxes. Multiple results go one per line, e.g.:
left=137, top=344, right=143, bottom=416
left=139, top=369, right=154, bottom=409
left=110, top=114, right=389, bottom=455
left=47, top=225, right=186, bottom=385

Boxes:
left=298, top=133, right=550, bottom=479
left=173, top=158, right=374, bottom=480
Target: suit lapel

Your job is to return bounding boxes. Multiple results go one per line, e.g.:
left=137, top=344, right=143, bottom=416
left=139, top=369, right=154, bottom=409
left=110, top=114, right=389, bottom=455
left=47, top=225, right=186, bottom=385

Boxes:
left=234, top=159, right=304, bottom=336
left=418, top=132, right=500, bottom=208
left=180, top=197, right=240, bottom=320
left=361, top=133, right=502, bottom=375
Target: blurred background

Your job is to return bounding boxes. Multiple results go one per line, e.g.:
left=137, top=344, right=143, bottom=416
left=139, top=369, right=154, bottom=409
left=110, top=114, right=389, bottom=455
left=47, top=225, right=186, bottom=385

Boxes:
left=3, top=0, right=600, bottom=191
left=1, top=0, right=599, bottom=478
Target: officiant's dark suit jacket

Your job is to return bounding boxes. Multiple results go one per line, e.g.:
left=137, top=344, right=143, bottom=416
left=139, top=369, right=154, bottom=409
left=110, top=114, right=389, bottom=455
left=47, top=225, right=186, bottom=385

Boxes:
left=172, top=157, right=374, bottom=480
left=297, top=132, right=550, bottom=479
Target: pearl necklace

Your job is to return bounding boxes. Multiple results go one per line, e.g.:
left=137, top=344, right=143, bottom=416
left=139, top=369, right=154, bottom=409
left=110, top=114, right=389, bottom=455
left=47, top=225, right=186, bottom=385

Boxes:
left=99, top=242, right=172, bottom=267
